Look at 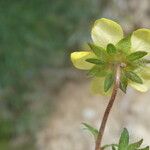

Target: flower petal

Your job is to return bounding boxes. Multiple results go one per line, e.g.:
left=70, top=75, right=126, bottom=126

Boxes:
left=141, top=66, right=150, bottom=79
left=129, top=80, right=150, bottom=92
left=91, top=18, right=124, bottom=48
left=129, top=66, right=150, bottom=92
left=90, top=77, right=105, bottom=95
left=70, top=51, right=96, bottom=70
left=90, top=77, right=111, bottom=95
left=131, top=29, right=150, bottom=53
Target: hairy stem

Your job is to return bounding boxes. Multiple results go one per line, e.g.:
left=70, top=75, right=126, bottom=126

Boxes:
left=95, top=64, right=121, bottom=150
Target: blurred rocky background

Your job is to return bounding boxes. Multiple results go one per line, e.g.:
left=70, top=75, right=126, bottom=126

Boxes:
left=0, top=0, right=150, bottom=150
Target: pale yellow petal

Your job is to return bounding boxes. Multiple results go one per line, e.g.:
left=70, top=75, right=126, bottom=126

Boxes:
left=129, top=66, right=150, bottom=92
left=91, top=18, right=123, bottom=48
left=90, top=77, right=111, bottom=95
left=141, top=66, right=150, bottom=79
left=70, top=51, right=96, bottom=70
left=129, top=80, right=150, bottom=92
left=131, top=29, right=150, bottom=53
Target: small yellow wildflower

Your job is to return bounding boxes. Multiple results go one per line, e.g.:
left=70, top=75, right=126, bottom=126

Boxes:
left=70, top=18, right=150, bottom=94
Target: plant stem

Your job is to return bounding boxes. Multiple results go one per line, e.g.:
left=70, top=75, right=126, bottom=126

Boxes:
left=95, top=64, right=121, bottom=150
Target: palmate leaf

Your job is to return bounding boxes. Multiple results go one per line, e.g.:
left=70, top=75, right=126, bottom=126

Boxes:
left=118, top=128, right=129, bottom=150
left=82, top=123, right=98, bottom=140
left=127, top=51, right=148, bottom=61
left=125, top=71, right=143, bottom=84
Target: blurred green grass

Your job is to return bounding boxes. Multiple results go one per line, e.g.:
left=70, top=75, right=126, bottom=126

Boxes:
left=0, top=0, right=107, bottom=149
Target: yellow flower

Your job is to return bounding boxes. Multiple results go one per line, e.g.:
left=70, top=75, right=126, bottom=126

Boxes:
left=70, top=18, right=150, bottom=94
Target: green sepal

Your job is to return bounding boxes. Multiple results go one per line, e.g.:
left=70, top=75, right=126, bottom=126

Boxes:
left=127, top=139, right=143, bottom=150
left=120, top=74, right=128, bottom=93
left=87, top=66, right=107, bottom=77
left=104, top=72, right=114, bottom=92
left=127, top=51, right=148, bottom=61
left=125, top=71, right=143, bottom=84
left=86, top=58, right=105, bottom=65
left=107, top=43, right=117, bottom=54
left=88, top=43, right=107, bottom=59
left=116, top=35, right=131, bottom=53
left=82, top=123, right=98, bottom=140
left=118, top=128, right=129, bottom=150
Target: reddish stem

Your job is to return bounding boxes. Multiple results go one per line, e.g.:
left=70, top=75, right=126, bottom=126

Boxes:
left=95, top=64, right=121, bottom=150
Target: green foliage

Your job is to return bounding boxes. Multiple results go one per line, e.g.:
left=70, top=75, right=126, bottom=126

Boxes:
left=118, top=128, right=129, bottom=150
left=120, top=74, right=128, bottom=93
left=127, top=139, right=143, bottom=150
left=0, top=119, right=14, bottom=139
left=116, top=36, right=131, bottom=53
left=104, top=72, right=114, bottom=92
left=88, top=43, right=107, bottom=60
left=87, top=37, right=147, bottom=94
left=82, top=123, right=98, bottom=140
left=138, top=147, right=150, bottom=150
left=1, top=0, right=150, bottom=149
left=127, top=51, right=148, bottom=61
left=107, top=43, right=117, bottom=54
left=86, top=58, right=105, bottom=65
left=83, top=126, right=149, bottom=150
left=86, top=39, right=147, bottom=94
left=112, top=145, right=117, bottom=150
left=102, top=144, right=118, bottom=150
left=87, top=66, right=107, bottom=77
left=0, top=0, right=104, bottom=146
left=117, top=129, right=149, bottom=150
left=102, top=128, right=149, bottom=150
left=125, top=71, right=143, bottom=84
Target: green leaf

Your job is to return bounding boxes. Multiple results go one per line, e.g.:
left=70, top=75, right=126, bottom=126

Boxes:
left=138, top=146, right=149, bottom=150
left=118, top=128, right=129, bottom=150
left=102, top=144, right=118, bottom=150
left=82, top=123, right=98, bottom=140
left=86, top=58, right=105, bottom=65
left=88, top=43, right=107, bottom=59
left=87, top=66, right=107, bottom=77
left=120, top=75, right=128, bottom=93
left=104, top=72, right=114, bottom=92
left=127, top=139, right=143, bottom=150
left=125, top=71, right=143, bottom=84
left=112, top=146, right=117, bottom=150
left=107, top=43, right=117, bottom=54
left=116, top=35, right=131, bottom=53
left=127, top=51, right=148, bottom=61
